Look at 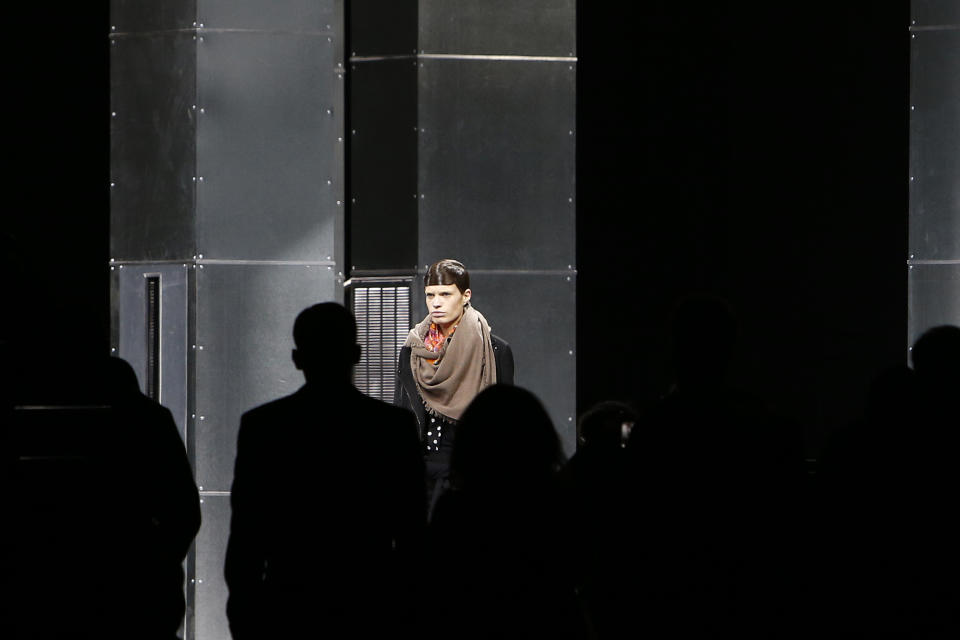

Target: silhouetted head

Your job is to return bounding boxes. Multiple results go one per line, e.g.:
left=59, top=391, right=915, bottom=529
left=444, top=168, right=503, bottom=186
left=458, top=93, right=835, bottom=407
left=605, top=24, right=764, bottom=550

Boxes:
left=292, top=303, right=361, bottom=383
left=105, top=356, right=143, bottom=402
left=450, top=385, right=565, bottom=493
left=911, top=324, right=960, bottom=391
left=577, top=400, right=637, bottom=449
left=670, top=293, right=737, bottom=392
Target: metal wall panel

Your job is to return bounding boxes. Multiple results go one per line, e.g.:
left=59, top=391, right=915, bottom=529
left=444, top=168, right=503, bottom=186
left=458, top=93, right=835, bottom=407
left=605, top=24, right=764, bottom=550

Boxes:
left=410, top=271, right=577, bottom=454
left=193, top=264, right=339, bottom=491
left=419, top=0, right=575, bottom=56
left=196, top=31, right=342, bottom=261
left=349, top=0, right=417, bottom=56
left=194, top=494, right=231, bottom=640
left=110, top=0, right=196, bottom=33
left=908, top=263, right=960, bottom=346
left=912, top=0, right=960, bottom=26
left=909, top=27, right=960, bottom=261
left=417, top=58, right=576, bottom=270
left=110, top=32, right=197, bottom=261
left=199, top=0, right=336, bottom=31
left=116, top=264, right=191, bottom=440
left=349, top=58, right=419, bottom=271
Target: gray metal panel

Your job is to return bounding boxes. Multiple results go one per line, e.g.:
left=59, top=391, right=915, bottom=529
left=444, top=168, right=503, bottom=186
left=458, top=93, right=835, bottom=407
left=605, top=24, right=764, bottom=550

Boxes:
left=349, top=58, right=419, bottom=271
left=116, top=264, right=191, bottom=441
left=199, top=0, right=335, bottom=31
left=909, top=27, right=960, bottom=260
left=194, top=263, right=339, bottom=491
left=419, top=0, right=576, bottom=56
left=417, top=59, right=576, bottom=270
left=908, top=263, right=960, bottom=348
left=912, top=0, right=960, bottom=27
left=195, top=31, right=342, bottom=261
left=410, top=271, right=576, bottom=455
left=194, top=494, right=230, bottom=640
left=110, top=32, right=197, bottom=261
left=111, top=0, right=196, bottom=33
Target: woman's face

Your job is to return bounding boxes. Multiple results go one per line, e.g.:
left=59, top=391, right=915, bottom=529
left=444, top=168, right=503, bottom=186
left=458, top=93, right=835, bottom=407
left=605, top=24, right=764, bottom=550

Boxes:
left=425, top=284, right=471, bottom=330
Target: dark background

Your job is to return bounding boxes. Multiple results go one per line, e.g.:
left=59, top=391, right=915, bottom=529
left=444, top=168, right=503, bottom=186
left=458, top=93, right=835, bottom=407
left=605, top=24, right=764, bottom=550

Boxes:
left=7, top=3, right=909, bottom=458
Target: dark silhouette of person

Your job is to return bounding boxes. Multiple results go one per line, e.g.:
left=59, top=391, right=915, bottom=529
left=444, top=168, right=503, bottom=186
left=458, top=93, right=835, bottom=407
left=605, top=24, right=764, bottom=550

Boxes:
left=102, top=357, right=202, bottom=639
left=558, top=400, right=638, bottom=639
left=623, top=294, right=805, bottom=637
left=425, top=384, right=589, bottom=640
left=12, top=352, right=200, bottom=640
left=224, top=302, right=426, bottom=639
left=817, top=325, right=960, bottom=636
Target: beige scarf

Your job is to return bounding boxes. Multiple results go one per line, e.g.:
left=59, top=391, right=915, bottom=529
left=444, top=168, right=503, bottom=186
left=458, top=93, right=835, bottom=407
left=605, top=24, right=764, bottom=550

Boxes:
left=404, top=304, right=497, bottom=422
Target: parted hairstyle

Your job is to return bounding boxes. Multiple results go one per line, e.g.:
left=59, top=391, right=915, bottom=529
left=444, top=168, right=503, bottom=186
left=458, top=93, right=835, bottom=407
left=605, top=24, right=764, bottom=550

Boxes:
left=424, top=259, right=470, bottom=294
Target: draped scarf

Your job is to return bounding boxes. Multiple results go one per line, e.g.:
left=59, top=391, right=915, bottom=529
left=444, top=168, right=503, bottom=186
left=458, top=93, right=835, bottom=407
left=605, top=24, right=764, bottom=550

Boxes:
left=404, top=304, right=497, bottom=422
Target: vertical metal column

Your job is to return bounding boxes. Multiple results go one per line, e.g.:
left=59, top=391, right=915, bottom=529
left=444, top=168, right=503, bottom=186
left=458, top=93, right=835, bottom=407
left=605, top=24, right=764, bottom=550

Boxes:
left=415, top=1, right=578, bottom=453
left=110, top=2, right=345, bottom=638
left=908, top=2, right=960, bottom=346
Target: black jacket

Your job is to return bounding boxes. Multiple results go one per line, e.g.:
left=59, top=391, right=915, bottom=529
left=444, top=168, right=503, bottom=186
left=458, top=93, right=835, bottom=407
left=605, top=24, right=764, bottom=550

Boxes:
left=395, top=334, right=514, bottom=440
left=225, top=381, right=426, bottom=638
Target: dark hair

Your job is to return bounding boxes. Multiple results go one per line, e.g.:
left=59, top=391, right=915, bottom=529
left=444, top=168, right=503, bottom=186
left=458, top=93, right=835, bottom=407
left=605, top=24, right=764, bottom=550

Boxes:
left=450, top=385, right=565, bottom=493
left=911, top=324, right=960, bottom=380
left=293, top=303, right=356, bottom=355
left=577, top=400, right=637, bottom=448
left=424, top=259, right=470, bottom=293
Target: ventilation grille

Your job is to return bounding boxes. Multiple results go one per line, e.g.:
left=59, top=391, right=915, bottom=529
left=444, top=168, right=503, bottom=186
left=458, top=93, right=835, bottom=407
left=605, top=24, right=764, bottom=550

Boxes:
left=352, top=283, right=412, bottom=402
